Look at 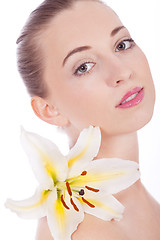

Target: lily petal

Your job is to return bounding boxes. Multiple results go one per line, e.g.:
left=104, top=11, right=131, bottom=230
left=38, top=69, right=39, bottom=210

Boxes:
left=21, top=128, right=68, bottom=186
left=67, top=126, right=101, bottom=179
left=70, top=158, right=140, bottom=194
left=5, top=187, right=52, bottom=219
left=77, top=191, right=124, bottom=221
left=47, top=191, right=84, bottom=240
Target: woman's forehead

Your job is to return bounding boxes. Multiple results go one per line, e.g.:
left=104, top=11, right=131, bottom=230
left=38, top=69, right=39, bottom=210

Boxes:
left=43, top=1, right=122, bottom=44
left=41, top=1, right=123, bottom=68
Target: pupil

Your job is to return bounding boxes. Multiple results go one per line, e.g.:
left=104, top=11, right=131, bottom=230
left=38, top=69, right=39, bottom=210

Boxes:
left=79, top=189, right=85, bottom=196
left=118, top=43, right=125, bottom=50
left=80, top=65, right=87, bottom=72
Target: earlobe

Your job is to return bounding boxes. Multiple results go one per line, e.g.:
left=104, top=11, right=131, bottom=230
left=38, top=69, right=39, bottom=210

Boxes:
left=31, top=96, right=69, bottom=127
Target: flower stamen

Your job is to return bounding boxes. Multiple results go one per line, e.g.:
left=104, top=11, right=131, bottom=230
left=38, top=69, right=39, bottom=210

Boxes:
left=60, top=195, right=70, bottom=210
left=66, top=182, right=72, bottom=196
left=85, top=186, right=99, bottom=193
left=79, top=189, right=85, bottom=196
left=81, top=171, right=87, bottom=176
left=82, top=197, right=95, bottom=208
left=70, top=198, right=79, bottom=212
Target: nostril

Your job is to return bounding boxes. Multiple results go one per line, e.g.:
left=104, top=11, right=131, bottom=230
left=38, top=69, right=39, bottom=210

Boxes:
left=115, top=72, right=132, bottom=86
left=116, top=80, right=121, bottom=84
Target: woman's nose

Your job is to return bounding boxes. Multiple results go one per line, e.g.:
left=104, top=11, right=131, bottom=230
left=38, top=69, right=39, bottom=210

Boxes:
left=104, top=56, right=132, bottom=87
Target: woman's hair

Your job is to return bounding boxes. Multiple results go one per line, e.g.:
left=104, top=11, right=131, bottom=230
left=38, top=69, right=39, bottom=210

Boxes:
left=17, top=0, right=104, bottom=98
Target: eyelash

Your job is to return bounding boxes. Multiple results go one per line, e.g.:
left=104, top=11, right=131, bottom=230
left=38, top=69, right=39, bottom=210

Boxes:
left=73, top=38, right=135, bottom=77
left=115, top=38, right=135, bottom=52
left=74, top=62, right=96, bottom=77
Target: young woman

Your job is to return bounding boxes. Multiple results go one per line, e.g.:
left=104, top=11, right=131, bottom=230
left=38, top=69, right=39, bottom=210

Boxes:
left=14, top=0, right=160, bottom=239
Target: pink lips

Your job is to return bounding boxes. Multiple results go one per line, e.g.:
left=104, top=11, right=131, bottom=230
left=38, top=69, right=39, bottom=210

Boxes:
left=116, top=87, right=144, bottom=109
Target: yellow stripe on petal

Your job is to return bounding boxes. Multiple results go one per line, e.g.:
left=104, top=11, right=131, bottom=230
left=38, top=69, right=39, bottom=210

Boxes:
left=70, top=171, right=125, bottom=186
left=39, top=151, right=57, bottom=183
left=54, top=198, right=66, bottom=236
left=89, top=199, right=118, bottom=215
left=68, top=130, right=93, bottom=168
left=24, top=131, right=58, bottom=183
left=6, top=190, right=51, bottom=212
left=23, top=190, right=51, bottom=210
left=30, top=140, right=58, bottom=183
left=77, top=197, right=118, bottom=215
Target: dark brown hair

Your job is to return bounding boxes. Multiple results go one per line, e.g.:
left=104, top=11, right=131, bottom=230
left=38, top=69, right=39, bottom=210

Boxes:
left=17, top=0, right=104, bottom=98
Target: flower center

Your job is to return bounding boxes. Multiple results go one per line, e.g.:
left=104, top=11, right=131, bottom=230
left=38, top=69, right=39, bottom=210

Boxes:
left=58, top=170, right=100, bottom=212
left=79, top=189, right=85, bottom=196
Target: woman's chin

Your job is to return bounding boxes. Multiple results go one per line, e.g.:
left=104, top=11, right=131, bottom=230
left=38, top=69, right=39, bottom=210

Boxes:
left=127, top=107, right=155, bottom=133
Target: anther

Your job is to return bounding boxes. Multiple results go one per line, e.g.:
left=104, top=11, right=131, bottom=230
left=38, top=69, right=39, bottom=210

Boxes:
left=79, top=189, right=85, bottom=196
left=85, top=186, right=99, bottom=193
left=81, top=171, right=87, bottom=176
left=82, top=197, right=95, bottom=208
left=66, top=182, right=72, bottom=196
left=70, top=198, right=79, bottom=212
left=61, top=195, right=70, bottom=210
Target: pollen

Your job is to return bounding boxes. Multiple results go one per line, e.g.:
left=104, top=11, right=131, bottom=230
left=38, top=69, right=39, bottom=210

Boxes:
left=82, top=197, right=95, bottom=208
left=81, top=171, right=87, bottom=176
left=66, top=182, right=72, bottom=196
left=85, top=186, right=99, bottom=193
left=70, top=198, right=79, bottom=212
left=60, top=195, right=70, bottom=210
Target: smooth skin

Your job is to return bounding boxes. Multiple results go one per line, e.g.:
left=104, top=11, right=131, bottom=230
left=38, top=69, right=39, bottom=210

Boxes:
left=32, top=1, right=160, bottom=239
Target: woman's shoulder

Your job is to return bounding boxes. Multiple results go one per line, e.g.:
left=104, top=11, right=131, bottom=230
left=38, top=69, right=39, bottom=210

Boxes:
left=35, top=218, right=54, bottom=240
left=35, top=215, right=125, bottom=240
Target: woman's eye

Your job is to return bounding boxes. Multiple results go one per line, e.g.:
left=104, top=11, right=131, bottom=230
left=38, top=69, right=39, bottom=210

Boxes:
left=116, top=38, right=135, bottom=52
left=74, top=62, right=95, bottom=76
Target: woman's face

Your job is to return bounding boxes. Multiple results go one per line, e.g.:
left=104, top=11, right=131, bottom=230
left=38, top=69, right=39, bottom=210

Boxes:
left=42, top=1, right=155, bottom=135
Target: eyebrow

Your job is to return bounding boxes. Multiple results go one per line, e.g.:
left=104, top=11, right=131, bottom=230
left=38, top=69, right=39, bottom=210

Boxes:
left=110, top=25, right=126, bottom=37
left=62, top=25, right=126, bottom=66
left=62, top=46, right=91, bottom=66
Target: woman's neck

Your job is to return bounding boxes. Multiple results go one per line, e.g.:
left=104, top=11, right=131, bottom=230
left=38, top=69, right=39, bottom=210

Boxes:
left=96, top=131, right=139, bottom=163
left=68, top=127, right=141, bottom=201
left=68, top=126, right=139, bottom=163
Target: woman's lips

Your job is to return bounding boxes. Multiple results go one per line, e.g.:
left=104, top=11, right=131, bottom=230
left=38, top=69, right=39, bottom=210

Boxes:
left=116, top=87, right=144, bottom=109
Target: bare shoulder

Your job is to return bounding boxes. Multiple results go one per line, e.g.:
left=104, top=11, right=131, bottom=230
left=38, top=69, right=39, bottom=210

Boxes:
left=35, top=215, right=113, bottom=240
left=35, top=218, right=54, bottom=240
left=35, top=215, right=123, bottom=240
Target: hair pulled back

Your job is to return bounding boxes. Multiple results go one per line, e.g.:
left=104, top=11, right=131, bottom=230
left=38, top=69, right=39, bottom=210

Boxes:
left=17, top=0, right=103, bottom=98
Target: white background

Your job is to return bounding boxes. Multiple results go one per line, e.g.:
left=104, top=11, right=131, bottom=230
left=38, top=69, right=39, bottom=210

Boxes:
left=0, top=0, right=160, bottom=239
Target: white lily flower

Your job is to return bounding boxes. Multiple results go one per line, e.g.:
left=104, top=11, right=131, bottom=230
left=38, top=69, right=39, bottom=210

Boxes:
left=5, top=126, right=140, bottom=240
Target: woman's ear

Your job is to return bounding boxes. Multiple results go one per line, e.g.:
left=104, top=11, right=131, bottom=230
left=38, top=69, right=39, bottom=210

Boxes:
left=31, top=96, right=69, bottom=127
